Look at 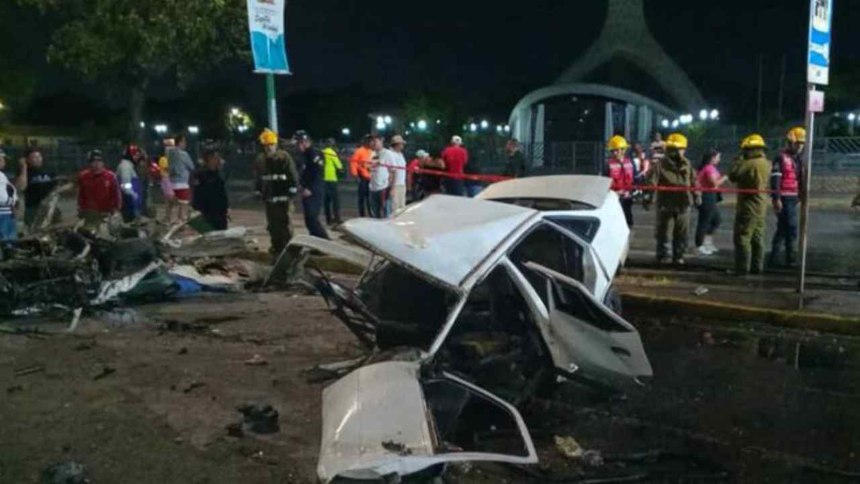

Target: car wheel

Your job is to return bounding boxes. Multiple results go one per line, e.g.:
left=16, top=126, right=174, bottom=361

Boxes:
left=603, top=284, right=623, bottom=315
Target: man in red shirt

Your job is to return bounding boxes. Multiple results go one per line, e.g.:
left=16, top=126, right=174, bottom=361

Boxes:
left=440, top=135, right=469, bottom=196
left=78, top=149, right=121, bottom=233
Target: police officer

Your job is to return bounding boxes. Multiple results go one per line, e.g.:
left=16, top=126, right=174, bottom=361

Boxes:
left=604, top=135, right=637, bottom=227
left=293, top=131, right=329, bottom=240
left=255, top=129, right=300, bottom=257
left=729, top=134, right=771, bottom=275
left=644, top=133, right=697, bottom=265
left=769, top=127, right=805, bottom=267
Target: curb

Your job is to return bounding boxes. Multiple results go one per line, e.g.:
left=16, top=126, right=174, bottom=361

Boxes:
left=622, top=291, right=860, bottom=336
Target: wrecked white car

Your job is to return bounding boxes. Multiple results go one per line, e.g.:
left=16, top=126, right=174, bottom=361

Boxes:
left=286, top=179, right=651, bottom=482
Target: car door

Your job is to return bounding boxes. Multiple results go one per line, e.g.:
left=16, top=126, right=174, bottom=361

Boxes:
left=522, top=262, right=652, bottom=385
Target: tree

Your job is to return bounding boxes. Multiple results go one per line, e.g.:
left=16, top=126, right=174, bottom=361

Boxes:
left=18, top=0, right=248, bottom=141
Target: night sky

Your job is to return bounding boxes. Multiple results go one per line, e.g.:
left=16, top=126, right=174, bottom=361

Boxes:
left=3, top=0, right=858, bottom=129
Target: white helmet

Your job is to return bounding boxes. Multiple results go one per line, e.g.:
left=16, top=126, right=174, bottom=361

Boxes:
left=451, top=135, right=463, bottom=145
left=415, top=150, right=429, bottom=158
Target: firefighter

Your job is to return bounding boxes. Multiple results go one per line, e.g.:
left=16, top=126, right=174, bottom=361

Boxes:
left=254, top=129, right=300, bottom=257
left=768, top=127, right=806, bottom=267
left=644, top=133, right=698, bottom=265
left=728, top=134, right=772, bottom=275
left=604, top=135, right=637, bottom=227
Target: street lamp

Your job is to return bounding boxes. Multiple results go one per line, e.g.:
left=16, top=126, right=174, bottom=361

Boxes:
left=154, top=124, right=168, bottom=134
left=671, top=120, right=680, bottom=129
left=849, top=113, right=857, bottom=122
left=661, top=119, right=670, bottom=128
left=709, top=109, right=720, bottom=120
left=480, top=120, right=489, bottom=130
left=376, top=121, right=386, bottom=131
left=504, top=125, right=510, bottom=133
left=188, top=126, right=200, bottom=135
left=383, top=115, right=392, bottom=125
left=699, top=109, right=709, bottom=121
left=139, top=121, right=146, bottom=129
left=417, top=119, right=428, bottom=131
left=341, top=127, right=351, bottom=136
left=231, top=107, right=240, bottom=116
left=469, top=123, right=478, bottom=133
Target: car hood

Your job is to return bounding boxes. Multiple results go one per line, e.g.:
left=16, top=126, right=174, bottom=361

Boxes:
left=341, top=195, right=538, bottom=291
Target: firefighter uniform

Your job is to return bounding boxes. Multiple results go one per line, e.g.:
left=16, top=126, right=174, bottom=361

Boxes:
left=646, top=133, right=697, bottom=264
left=769, top=127, right=806, bottom=267
left=729, top=134, right=772, bottom=275
left=256, top=130, right=300, bottom=256
left=604, top=135, right=637, bottom=227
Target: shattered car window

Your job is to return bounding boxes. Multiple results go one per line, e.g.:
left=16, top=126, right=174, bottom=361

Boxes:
left=356, top=263, right=457, bottom=350
left=552, top=281, right=631, bottom=333
left=422, top=378, right=531, bottom=457
left=509, top=224, right=589, bottom=306
left=492, top=197, right=595, bottom=211
left=546, top=216, right=601, bottom=242
left=440, top=265, right=549, bottom=402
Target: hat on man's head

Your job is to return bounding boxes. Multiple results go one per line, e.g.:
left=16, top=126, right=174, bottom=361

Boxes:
left=451, top=135, right=463, bottom=145
left=390, top=135, right=407, bottom=146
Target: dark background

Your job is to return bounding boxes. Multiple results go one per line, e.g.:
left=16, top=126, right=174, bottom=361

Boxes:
left=2, top=0, right=857, bottom=137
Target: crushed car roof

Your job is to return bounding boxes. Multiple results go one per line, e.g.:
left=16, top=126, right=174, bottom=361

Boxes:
left=342, top=195, right=539, bottom=290
left=478, top=175, right=613, bottom=209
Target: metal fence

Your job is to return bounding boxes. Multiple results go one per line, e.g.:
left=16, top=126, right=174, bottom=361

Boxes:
left=3, top=136, right=860, bottom=184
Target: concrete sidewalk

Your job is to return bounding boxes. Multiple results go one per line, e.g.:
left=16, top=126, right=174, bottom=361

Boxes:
left=617, top=264, right=860, bottom=335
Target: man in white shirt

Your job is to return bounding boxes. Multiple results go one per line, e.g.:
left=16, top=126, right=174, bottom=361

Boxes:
left=384, top=135, right=408, bottom=212
left=368, top=134, right=391, bottom=218
left=0, top=149, right=18, bottom=240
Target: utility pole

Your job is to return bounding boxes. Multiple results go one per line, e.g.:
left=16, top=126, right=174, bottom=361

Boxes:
left=797, top=85, right=816, bottom=301
left=266, top=73, right=279, bottom=133
left=798, top=0, right=833, bottom=302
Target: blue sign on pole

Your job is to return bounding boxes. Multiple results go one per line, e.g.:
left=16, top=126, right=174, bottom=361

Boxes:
left=247, top=0, right=291, bottom=75
left=807, top=0, right=833, bottom=85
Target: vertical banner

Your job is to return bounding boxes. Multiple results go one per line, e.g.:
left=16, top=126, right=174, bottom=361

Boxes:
left=247, top=0, right=291, bottom=74
left=807, top=0, right=833, bottom=85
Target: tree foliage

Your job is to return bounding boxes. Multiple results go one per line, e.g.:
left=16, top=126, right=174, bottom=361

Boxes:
left=18, top=0, right=249, bottom=136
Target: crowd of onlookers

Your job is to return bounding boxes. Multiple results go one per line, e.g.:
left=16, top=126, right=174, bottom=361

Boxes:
left=604, top=128, right=808, bottom=274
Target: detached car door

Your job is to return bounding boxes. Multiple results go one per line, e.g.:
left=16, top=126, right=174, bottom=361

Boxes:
left=523, top=262, right=652, bottom=386
left=318, top=361, right=538, bottom=483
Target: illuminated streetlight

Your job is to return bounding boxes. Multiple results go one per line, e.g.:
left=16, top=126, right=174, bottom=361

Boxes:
left=849, top=113, right=857, bottom=121
left=496, top=125, right=503, bottom=133
left=699, top=109, right=709, bottom=121
left=154, top=124, right=168, bottom=134
left=139, top=121, right=146, bottom=129
left=231, top=107, right=240, bottom=116
left=436, top=119, right=441, bottom=125
left=188, top=126, right=199, bottom=135
left=504, top=125, right=510, bottom=133
left=469, top=123, right=478, bottom=132
left=383, top=115, right=392, bottom=125
left=671, top=120, right=680, bottom=129
left=376, top=121, right=386, bottom=131
left=376, top=116, right=385, bottom=125
left=709, top=109, right=720, bottom=120
left=661, top=119, right=670, bottom=128
left=417, top=119, right=428, bottom=130
left=480, top=120, right=489, bottom=129
left=341, top=127, right=351, bottom=136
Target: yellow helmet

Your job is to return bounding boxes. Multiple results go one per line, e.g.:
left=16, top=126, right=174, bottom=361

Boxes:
left=741, top=134, right=766, bottom=149
left=786, top=126, right=806, bottom=143
left=607, top=135, right=629, bottom=151
left=665, top=133, right=688, bottom=150
left=259, top=129, right=278, bottom=146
